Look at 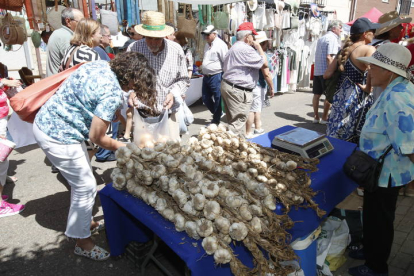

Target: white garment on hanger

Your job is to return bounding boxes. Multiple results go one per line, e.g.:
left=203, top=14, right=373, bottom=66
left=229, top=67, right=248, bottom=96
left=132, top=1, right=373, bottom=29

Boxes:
left=264, top=9, right=275, bottom=30
left=281, top=10, right=291, bottom=29
left=253, top=4, right=266, bottom=30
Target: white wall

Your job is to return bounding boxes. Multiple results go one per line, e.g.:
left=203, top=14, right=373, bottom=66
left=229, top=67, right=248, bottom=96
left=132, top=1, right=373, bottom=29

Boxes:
left=325, top=0, right=352, bottom=23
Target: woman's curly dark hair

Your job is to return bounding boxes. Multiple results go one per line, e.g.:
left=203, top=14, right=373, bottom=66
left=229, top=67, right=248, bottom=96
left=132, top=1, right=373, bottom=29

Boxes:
left=110, top=52, right=158, bottom=116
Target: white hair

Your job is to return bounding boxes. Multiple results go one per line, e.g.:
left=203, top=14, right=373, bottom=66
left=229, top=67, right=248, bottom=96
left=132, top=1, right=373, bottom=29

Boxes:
left=237, top=30, right=252, bottom=41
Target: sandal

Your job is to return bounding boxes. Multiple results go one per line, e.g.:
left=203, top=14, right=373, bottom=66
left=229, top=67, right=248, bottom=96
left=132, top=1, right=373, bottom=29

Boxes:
left=74, top=244, right=110, bottom=261
left=91, top=220, right=105, bottom=234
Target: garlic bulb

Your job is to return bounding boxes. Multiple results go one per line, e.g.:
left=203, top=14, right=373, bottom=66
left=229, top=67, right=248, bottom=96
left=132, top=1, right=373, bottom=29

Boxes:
left=159, top=175, right=169, bottom=192
left=185, top=221, right=200, bottom=240
left=161, top=208, right=175, bottom=221
left=263, top=194, right=276, bottom=210
left=250, top=217, right=262, bottom=233
left=193, top=171, right=203, bottom=182
left=218, top=233, right=232, bottom=245
left=249, top=204, right=263, bottom=217
left=182, top=200, right=198, bottom=216
left=226, top=196, right=243, bottom=209
left=126, top=142, right=141, bottom=155
left=141, top=147, right=157, bottom=160
left=286, top=160, right=298, bottom=171
left=202, top=182, right=220, bottom=198
left=125, top=159, right=134, bottom=172
left=154, top=142, right=166, bottom=152
left=112, top=172, right=126, bottom=190
left=239, top=204, right=253, bottom=221
left=196, top=218, right=214, bottom=237
left=229, top=222, right=248, bottom=241
left=179, top=163, right=197, bottom=180
left=168, top=177, right=180, bottom=195
left=186, top=181, right=201, bottom=195
left=203, top=200, right=221, bottom=220
left=207, top=123, right=218, bottom=132
left=134, top=161, right=144, bottom=172
left=115, top=146, right=132, bottom=162
left=215, top=216, right=230, bottom=235
left=255, top=183, right=270, bottom=198
left=219, top=187, right=231, bottom=198
left=151, top=165, right=167, bottom=179
left=173, top=189, right=188, bottom=207
left=174, top=213, right=186, bottom=232
left=147, top=191, right=158, bottom=206
left=193, top=193, right=206, bottom=211
left=155, top=198, right=167, bottom=212
left=214, top=248, right=232, bottom=264
left=202, top=236, right=218, bottom=255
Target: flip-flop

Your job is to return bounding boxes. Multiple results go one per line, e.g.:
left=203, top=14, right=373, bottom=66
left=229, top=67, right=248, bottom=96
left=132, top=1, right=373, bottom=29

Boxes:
left=6, top=176, right=17, bottom=183
left=1, top=195, right=9, bottom=201
left=74, top=245, right=110, bottom=261
left=91, top=220, right=105, bottom=234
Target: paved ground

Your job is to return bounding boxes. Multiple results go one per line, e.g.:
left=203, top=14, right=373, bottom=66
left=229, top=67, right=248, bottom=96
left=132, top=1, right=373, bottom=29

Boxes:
left=1, top=89, right=413, bottom=276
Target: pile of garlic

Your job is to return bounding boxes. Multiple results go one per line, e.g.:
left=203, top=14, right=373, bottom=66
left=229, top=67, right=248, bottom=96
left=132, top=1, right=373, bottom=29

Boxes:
left=112, top=124, right=322, bottom=276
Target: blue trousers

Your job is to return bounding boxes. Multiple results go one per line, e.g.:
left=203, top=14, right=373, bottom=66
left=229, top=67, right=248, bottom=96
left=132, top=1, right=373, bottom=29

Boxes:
left=202, top=73, right=223, bottom=124
left=95, top=121, right=119, bottom=160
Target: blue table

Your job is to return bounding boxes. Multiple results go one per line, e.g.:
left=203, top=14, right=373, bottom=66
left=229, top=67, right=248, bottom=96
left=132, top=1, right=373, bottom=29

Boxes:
left=100, top=125, right=358, bottom=276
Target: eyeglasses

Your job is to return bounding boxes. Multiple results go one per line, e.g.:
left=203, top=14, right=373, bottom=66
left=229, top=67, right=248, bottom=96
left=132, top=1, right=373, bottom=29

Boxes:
left=70, top=19, right=79, bottom=23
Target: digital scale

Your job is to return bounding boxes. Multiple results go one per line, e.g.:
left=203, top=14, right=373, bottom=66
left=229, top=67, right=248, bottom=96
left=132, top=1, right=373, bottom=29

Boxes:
left=271, top=127, right=334, bottom=159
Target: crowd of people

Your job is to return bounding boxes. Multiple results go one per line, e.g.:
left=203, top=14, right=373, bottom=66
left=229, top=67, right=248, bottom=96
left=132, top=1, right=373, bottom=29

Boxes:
left=0, top=7, right=414, bottom=275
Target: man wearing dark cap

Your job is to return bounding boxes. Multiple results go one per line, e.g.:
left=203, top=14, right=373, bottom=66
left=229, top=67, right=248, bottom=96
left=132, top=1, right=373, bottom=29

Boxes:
left=221, top=22, right=266, bottom=137
left=201, top=25, right=228, bottom=125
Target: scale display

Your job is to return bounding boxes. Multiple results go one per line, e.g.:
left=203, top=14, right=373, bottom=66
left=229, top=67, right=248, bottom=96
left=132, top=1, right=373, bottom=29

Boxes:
left=271, top=127, right=334, bottom=159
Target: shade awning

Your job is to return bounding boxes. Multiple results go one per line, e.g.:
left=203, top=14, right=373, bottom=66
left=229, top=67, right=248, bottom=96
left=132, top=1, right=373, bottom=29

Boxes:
left=347, top=7, right=383, bottom=26
left=171, top=0, right=243, bottom=4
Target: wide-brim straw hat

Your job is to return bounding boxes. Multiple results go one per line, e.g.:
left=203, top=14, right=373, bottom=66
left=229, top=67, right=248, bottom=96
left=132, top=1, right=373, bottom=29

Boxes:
left=375, top=11, right=412, bottom=36
left=357, top=43, right=412, bottom=79
left=134, top=11, right=174, bottom=38
left=248, top=0, right=258, bottom=12
left=255, top=31, right=270, bottom=44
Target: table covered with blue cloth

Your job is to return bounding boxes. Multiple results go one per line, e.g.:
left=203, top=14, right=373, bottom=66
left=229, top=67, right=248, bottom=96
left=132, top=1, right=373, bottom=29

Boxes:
left=99, top=125, right=358, bottom=276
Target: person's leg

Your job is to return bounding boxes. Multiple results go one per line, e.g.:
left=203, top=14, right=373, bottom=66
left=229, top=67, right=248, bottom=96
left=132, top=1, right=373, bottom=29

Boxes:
left=312, top=76, right=323, bottom=122
left=33, top=124, right=101, bottom=252
left=202, top=76, right=215, bottom=114
left=210, top=73, right=223, bottom=124
left=321, top=100, right=331, bottom=122
left=362, top=184, right=400, bottom=273
left=247, top=86, right=261, bottom=135
left=246, top=112, right=255, bottom=137
left=254, top=86, right=266, bottom=133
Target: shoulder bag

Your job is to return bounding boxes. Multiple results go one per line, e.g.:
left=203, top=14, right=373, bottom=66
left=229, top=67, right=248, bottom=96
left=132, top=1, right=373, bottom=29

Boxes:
left=343, top=145, right=393, bottom=193
left=10, top=62, right=83, bottom=123
left=177, top=4, right=197, bottom=38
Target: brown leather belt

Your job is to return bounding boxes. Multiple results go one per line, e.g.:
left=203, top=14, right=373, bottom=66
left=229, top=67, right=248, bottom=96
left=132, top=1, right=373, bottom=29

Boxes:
left=223, top=79, right=253, bottom=92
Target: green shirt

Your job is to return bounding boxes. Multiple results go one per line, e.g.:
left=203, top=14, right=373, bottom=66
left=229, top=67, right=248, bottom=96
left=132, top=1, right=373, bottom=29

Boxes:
left=46, top=26, right=73, bottom=77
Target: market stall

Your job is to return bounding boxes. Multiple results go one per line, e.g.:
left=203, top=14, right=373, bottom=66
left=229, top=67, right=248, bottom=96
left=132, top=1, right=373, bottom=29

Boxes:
left=100, top=125, right=358, bottom=276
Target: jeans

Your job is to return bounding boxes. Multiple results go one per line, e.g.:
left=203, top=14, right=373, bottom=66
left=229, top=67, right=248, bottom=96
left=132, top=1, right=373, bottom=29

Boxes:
left=95, top=121, right=119, bottom=160
left=202, top=73, right=223, bottom=124
left=33, top=123, right=96, bottom=239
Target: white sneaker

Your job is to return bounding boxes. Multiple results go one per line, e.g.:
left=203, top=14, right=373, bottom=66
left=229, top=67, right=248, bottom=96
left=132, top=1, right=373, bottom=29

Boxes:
left=312, top=119, right=320, bottom=123
left=320, top=120, right=328, bottom=125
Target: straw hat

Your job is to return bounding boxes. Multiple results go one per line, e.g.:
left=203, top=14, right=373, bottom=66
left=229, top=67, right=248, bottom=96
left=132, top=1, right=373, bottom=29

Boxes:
left=255, top=31, right=270, bottom=44
left=375, top=11, right=412, bottom=36
left=247, top=0, right=258, bottom=12
left=357, top=43, right=412, bottom=79
left=134, top=11, right=174, bottom=38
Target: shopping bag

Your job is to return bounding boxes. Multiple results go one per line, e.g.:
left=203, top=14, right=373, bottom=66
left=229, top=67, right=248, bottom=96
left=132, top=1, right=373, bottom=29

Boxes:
left=9, top=62, right=83, bottom=123
left=177, top=4, right=197, bottom=38
left=133, top=109, right=171, bottom=148
left=212, top=6, right=229, bottom=30
left=176, top=101, right=194, bottom=135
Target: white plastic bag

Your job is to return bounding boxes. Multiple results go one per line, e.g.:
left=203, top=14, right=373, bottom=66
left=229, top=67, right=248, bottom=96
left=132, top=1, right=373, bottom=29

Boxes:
left=133, top=109, right=170, bottom=148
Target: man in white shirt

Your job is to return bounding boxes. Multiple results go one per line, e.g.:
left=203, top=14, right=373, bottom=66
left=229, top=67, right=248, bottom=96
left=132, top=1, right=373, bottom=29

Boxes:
left=201, top=25, right=228, bottom=125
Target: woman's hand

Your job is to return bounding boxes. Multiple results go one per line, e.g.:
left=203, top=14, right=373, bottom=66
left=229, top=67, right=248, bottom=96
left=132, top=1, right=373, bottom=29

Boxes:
left=128, top=92, right=138, bottom=107
left=89, top=116, right=126, bottom=151
left=163, top=92, right=174, bottom=110
left=1, top=78, right=22, bottom=87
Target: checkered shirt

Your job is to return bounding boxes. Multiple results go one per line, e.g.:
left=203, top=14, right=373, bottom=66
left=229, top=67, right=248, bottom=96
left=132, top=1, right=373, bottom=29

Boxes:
left=128, top=39, right=190, bottom=113
left=314, top=31, right=341, bottom=76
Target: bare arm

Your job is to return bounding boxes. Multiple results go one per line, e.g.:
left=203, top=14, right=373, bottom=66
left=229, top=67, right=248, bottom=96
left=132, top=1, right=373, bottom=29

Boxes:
left=89, top=116, right=126, bottom=151
left=323, top=57, right=338, bottom=79
left=326, top=54, right=334, bottom=67
left=261, top=66, right=274, bottom=98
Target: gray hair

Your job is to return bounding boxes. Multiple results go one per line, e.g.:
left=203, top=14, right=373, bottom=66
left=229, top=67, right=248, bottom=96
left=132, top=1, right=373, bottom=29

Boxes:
left=237, top=30, right=252, bottom=41
left=328, top=20, right=343, bottom=31
left=100, top=24, right=110, bottom=35
left=61, top=8, right=75, bottom=26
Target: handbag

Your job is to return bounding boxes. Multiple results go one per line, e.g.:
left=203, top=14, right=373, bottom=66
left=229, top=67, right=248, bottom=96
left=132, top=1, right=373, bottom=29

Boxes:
left=343, top=145, right=393, bottom=193
left=177, top=4, right=197, bottom=38
left=0, top=13, right=26, bottom=45
left=9, top=62, right=83, bottom=123
left=212, top=5, right=229, bottom=30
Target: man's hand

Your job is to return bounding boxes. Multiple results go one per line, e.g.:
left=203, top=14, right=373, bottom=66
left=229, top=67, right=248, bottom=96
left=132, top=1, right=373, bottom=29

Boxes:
left=267, top=87, right=274, bottom=98
left=128, top=92, right=138, bottom=107
left=163, top=92, right=174, bottom=110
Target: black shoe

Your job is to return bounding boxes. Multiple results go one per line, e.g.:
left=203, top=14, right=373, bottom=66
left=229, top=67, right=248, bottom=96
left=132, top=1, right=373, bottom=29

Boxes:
left=118, top=137, right=131, bottom=143
left=95, top=153, right=116, bottom=163
left=349, top=248, right=365, bottom=260
left=51, top=165, right=60, bottom=173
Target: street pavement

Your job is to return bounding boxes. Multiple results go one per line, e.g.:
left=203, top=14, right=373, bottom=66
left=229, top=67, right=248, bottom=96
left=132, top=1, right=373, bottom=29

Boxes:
left=1, top=89, right=413, bottom=276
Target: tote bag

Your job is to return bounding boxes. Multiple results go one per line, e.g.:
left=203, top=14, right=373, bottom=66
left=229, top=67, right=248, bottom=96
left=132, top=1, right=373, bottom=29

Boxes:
left=177, top=4, right=197, bottom=38
left=10, top=63, right=83, bottom=123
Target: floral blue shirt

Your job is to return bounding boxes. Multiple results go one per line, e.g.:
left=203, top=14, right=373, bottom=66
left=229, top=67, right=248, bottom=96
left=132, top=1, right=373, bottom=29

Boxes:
left=35, top=61, right=124, bottom=144
left=360, top=76, right=414, bottom=187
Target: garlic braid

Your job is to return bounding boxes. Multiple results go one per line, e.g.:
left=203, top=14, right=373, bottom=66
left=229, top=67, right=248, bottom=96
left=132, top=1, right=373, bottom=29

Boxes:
left=337, top=33, right=364, bottom=72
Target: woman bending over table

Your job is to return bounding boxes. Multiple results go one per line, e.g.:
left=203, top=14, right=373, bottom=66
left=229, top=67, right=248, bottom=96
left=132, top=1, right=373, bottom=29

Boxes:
left=33, top=52, right=157, bottom=261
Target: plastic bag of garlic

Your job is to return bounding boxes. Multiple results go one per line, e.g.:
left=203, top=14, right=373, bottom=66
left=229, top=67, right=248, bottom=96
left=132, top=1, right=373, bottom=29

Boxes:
left=112, top=124, right=324, bottom=275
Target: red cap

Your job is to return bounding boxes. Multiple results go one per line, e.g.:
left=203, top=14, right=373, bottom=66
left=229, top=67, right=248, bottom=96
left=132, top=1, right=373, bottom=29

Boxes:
left=237, top=22, right=258, bottom=35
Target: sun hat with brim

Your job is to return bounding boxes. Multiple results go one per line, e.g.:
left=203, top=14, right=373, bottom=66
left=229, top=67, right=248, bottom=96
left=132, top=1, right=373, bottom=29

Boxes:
left=351, top=17, right=380, bottom=35
left=357, top=43, right=412, bottom=79
left=248, top=0, right=258, bottom=12
left=255, top=31, right=270, bottom=44
left=134, top=11, right=174, bottom=38
left=375, top=11, right=412, bottom=36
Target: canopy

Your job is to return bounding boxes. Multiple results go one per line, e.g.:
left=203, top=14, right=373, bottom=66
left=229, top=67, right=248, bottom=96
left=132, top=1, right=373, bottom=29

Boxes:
left=347, top=7, right=383, bottom=25
left=171, top=0, right=242, bottom=4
